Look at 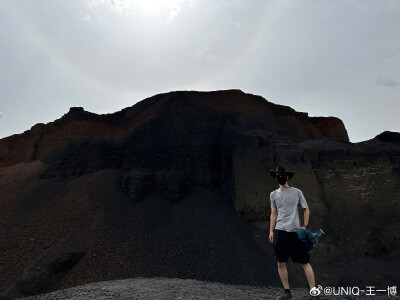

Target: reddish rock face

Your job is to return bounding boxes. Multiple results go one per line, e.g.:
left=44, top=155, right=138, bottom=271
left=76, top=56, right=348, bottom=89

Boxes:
left=0, top=90, right=349, bottom=170
left=0, top=90, right=399, bottom=299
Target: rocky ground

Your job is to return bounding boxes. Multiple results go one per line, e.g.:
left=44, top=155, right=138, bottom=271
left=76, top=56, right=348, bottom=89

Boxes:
left=21, top=277, right=398, bottom=300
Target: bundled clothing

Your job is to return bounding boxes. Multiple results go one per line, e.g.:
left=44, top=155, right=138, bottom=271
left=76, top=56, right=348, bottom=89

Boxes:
left=296, top=228, right=325, bottom=251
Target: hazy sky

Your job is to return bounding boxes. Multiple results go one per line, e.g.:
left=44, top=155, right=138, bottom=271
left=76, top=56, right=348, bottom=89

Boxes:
left=0, top=0, right=399, bottom=143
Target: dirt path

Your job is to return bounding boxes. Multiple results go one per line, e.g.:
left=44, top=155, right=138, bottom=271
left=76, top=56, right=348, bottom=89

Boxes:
left=20, top=277, right=397, bottom=300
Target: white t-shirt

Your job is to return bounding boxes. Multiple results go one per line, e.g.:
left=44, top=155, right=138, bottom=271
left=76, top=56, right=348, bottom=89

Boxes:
left=270, top=187, right=309, bottom=232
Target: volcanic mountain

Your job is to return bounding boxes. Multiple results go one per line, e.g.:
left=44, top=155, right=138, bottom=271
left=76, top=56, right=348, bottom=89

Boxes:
left=0, top=90, right=399, bottom=299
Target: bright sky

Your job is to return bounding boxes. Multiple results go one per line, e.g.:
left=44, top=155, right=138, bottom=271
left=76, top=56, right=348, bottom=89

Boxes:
left=0, top=0, right=399, bottom=143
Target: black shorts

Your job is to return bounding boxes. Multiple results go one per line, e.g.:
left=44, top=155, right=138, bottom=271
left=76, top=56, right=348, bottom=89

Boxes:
left=272, top=229, right=310, bottom=264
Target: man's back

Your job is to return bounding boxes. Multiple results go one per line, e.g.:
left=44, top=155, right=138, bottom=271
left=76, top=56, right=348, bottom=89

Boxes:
left=270, top=187, right=309, bottom=232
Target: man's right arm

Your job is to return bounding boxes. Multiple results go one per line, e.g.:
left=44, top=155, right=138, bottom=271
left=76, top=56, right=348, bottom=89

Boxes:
left=270, top=207, right=277, bottom=232
left=269, top=207, right=277, bottom=243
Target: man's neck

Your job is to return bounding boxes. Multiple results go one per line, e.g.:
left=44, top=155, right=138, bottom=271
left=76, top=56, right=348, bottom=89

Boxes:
left=279, top=184, right=290, bottom=189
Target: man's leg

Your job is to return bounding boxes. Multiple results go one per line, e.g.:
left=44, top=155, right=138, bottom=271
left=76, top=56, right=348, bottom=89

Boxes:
left=301, top=263, right=315, bottom=289
left=277, top=261, right=290, bottom=289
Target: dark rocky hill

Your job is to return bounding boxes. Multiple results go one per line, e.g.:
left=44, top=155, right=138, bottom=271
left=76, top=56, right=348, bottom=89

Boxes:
left=0, top=90, right=399, bottom=299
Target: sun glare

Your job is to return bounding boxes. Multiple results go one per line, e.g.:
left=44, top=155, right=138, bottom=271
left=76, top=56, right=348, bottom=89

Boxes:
left=134, top=0, right=173, bottom=11
left=106, top=0, right=183, bottom=12
left=90, top=0, right=185, bottom=20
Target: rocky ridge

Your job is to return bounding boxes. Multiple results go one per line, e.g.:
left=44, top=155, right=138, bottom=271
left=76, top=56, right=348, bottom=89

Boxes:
left=0, top=90, right=399, bottom=299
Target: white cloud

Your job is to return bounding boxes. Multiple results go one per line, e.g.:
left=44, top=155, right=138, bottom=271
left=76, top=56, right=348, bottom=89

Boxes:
left=87, top=0, right=131, bottom=13
left=83, top=14, right=92, bottom=22
left=86, top=0, right=186, bottom=19
left=168, top=3, right=180, bottom=21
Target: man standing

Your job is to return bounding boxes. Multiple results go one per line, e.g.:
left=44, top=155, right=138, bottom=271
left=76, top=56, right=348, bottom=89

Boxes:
left=269, top=166, right=318, bottom=300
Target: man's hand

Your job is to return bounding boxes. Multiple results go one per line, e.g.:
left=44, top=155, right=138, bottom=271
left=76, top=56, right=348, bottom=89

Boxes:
left=269, top=231, right=274, bottom=243
left=297, top=226, right=307, bottom=231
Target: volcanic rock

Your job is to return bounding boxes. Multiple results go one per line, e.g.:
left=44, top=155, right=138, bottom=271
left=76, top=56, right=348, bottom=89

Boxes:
left=0, top=90, right=398, bottom=299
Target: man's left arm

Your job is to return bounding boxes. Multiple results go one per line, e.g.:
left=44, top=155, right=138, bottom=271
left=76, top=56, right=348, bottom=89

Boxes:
left=298, top=190, right=309, bottom=230
left=300, top=208, right=310, bottom=230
